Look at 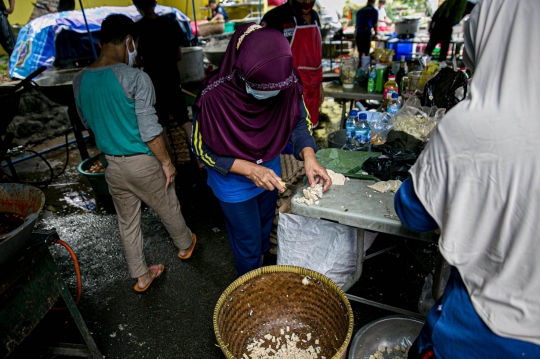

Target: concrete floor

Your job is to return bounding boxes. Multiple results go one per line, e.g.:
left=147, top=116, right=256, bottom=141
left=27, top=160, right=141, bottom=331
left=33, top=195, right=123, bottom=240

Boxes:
left=3, top=135, right=438, bottom=359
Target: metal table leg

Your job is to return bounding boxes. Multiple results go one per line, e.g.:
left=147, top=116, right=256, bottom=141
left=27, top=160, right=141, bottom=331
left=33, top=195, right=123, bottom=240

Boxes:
left=432, top=249, right=445, bottom=301
left=341, top=228, right=365, bottom=292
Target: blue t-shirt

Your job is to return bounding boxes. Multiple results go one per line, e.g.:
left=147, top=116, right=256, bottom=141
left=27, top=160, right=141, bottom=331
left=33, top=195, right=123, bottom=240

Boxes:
left=207, top=155, right=281, bottom=203
left=356, top=5, right=379, bottom=34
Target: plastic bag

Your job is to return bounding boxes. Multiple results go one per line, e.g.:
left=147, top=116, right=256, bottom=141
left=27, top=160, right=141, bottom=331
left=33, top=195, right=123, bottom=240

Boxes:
left=277, top=213, right=357, bottom=288
left=393, top=97, right=446, bottom=142
left=361, top=146, right=418, bottom=181
left=421, top=67, right=469, bottom=111
left=370, top=113, right=395, bottom=145
left=418, top=264, right=451, bottom=315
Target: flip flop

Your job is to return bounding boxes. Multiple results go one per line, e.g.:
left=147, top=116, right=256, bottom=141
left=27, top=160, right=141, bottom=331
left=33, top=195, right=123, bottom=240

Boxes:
left=134, top=264, right=165, bottom=293
left=178, top=233, right=197, bottom=259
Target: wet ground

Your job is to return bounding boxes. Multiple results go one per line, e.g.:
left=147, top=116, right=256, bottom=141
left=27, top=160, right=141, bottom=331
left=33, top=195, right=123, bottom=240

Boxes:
left=3, top=135, right=438, bottom=359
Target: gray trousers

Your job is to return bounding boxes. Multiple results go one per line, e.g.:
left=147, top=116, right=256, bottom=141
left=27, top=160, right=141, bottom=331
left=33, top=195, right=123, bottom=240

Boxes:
left=105, top=154, right=192, bottom=278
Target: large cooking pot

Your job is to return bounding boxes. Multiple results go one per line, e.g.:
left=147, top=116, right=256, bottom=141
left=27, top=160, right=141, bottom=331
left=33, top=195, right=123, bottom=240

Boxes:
left=203, top=39, right=230, bottom=67
left=178, top=47, right=205, bottom=84
left=395, top=17, right=421, bottom=36
left=33, top=68, right=82, bottom=107
left=0, top=183, right=45, bottom=265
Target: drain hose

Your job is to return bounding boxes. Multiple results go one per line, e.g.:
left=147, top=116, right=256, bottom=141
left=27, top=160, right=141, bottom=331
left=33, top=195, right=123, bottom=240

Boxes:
left=51, top=238, right=82, bottom=310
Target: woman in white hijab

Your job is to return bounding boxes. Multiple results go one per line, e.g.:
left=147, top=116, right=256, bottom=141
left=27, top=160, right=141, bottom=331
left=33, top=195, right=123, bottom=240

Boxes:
left=394, top=0, right=540, bottom=357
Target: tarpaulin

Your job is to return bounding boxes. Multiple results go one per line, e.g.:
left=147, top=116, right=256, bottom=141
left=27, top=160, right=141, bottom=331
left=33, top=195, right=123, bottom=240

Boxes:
left=9, top=5, right=192, bottom=79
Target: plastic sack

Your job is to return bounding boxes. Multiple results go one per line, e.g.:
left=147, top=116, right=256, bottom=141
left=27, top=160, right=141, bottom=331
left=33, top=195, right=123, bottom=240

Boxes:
left=361, top=146, right=418, bottom=181
left=418, top=264, right=451, bottom=315
left=277, top=213, right=357, bottom=288
left=421, top=67, right=469, bottom=111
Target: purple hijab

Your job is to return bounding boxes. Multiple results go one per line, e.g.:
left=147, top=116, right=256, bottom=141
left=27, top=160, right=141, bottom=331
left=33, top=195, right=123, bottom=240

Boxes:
left=194, top=23, right=304, bottom=163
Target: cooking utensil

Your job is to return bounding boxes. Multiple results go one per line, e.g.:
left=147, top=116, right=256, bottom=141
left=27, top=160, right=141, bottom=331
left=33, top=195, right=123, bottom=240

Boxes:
left=285, top=183, right=305, bottom=196
left=0, top=184, right=45, bottom=265
left=348, top=315, right=424, bottom=359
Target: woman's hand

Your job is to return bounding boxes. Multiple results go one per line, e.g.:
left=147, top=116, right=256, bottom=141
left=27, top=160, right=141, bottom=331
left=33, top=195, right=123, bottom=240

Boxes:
left=247, top=165, right=284, bottom=191
left=230, top=159, right=284, bottom=192
left=301, top=148, right=332, bottom=192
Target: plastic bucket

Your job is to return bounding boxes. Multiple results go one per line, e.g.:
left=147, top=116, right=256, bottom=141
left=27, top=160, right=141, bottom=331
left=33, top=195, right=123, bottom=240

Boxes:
left=78, top=154, right=110, bottom=196
left=224, top=22, right=234, bottom=33
left=328, top=129, right=347, bottom=149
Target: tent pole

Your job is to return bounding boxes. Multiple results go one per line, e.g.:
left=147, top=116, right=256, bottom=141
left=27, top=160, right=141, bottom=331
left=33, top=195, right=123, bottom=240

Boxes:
left=191, top=0, right=199, bottom=44
left=78, top=0, right=98, bottom=60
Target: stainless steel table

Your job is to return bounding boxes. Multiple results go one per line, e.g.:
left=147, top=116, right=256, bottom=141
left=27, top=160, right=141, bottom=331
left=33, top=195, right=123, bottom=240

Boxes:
left=323, top=83, right=384, bottom=128
left=324, top=82, right=384, bottom=101
left=291, top=178, right=440, bottom=319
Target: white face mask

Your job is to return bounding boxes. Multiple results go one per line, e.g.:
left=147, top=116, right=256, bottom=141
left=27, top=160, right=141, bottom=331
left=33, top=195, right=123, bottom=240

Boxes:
left=245, top=84, right=280, bottom=100
left=126, top=38, right=137, bottom=67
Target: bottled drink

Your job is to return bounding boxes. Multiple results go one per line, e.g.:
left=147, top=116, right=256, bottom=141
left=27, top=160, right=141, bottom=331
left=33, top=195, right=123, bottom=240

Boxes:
left=395, top=56, right=407, bottom=93
left=375, top=64, right=387, bottom=93
left=367, top=64, right=377, bottom=94
left=460, top=66, right=468, bottom=79
left=401, top=76, right=409, bottom=94
left=384, top=55, right=394, bottom=83
left=382, top=75, right=399, bottom=109
left=345, top=109, right=358, bottom=150
left=387, top=93, right=401, bottom=115
left=354, top=113, right=371, bottom=150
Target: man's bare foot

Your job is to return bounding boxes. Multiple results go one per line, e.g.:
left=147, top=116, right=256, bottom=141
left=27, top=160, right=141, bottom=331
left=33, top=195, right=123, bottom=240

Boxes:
left=136, top=264, right=164, bottom=291
left=178, top=248, right=189, bottom=257
left=178, top=233, right=197, bottom=259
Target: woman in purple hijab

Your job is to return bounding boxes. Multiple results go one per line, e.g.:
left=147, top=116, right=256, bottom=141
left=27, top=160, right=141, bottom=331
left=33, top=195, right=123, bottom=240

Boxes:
left=192, top=23, right=331, bottom=276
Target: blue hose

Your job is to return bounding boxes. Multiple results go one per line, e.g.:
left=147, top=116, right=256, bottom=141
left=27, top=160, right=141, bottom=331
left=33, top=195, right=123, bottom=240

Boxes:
left=2, top=135, right=90, bottom=167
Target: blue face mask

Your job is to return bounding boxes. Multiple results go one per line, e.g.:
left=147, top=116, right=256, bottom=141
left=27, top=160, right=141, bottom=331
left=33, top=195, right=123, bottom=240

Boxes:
left=246, top=84, right=281, bottom=100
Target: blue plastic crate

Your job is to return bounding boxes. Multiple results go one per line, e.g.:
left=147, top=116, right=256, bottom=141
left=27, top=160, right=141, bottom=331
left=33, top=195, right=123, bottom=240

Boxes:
left=396, top=42, right=414, bottom=60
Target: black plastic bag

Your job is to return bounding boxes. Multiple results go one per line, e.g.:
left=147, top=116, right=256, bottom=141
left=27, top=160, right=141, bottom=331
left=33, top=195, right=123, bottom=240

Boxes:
left=362, top=146, right=419, bottom=181
left=421, top=67, right=468, bottom=111
left=386, top=130, right=425, bottom=151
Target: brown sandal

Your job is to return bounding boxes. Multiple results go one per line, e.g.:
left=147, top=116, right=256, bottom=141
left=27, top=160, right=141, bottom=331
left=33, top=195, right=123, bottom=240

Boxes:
left=134, top=264, right=165, bottom=292
left=178, top=233, right=197, bottom=259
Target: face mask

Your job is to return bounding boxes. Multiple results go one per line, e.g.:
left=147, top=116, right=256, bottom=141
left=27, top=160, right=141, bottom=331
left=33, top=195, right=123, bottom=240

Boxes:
left=246, top=84, right=280, bottom=100
left=291, top=0, right=315, bottom=16
left=126, top=38, right=137, bottom=67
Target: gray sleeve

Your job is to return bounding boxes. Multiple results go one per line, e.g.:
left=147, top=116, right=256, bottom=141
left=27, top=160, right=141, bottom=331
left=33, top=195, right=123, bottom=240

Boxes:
left=111, top=65, right=163, bottom=142
left=72, top=72, right=90, bottom=129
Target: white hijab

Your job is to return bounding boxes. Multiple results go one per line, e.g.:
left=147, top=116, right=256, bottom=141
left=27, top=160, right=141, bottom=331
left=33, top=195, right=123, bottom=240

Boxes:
left=410, top=0, right=540, bottom=345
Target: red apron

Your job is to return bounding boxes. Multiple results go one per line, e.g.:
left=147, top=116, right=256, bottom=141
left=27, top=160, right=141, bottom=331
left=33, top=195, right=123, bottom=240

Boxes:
left=290, top=20, right=323, bottom=128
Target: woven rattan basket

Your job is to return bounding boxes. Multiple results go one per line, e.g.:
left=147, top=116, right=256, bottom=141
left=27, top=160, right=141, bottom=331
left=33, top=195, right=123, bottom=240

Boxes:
left=197, top=20, right=225, bottom=37
left=214, top=265, right=354, bottom=359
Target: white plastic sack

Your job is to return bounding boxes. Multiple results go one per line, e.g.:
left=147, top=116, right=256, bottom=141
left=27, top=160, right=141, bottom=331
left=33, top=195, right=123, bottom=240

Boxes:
left=277, top=213, right=357, bottom=288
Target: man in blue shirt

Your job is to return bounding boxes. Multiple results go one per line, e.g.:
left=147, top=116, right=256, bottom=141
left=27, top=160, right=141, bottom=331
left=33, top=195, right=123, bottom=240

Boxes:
left=355, top=0, right=379, bottom=56
left=208, top=0, right=228, bottom=22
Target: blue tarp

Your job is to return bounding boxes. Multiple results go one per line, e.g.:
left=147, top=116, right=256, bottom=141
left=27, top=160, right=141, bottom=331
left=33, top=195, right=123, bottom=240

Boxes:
left=9, top=5, right=192, bottom=79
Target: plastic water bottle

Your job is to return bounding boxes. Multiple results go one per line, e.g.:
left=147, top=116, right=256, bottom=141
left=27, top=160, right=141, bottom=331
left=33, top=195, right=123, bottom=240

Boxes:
left=345, top=109, right=358, bottom=150
left=367, top=64, right=377, bottom=94
left=354, top=113, right=371, bottom=150
left=387, top=93, right=401, bottom=115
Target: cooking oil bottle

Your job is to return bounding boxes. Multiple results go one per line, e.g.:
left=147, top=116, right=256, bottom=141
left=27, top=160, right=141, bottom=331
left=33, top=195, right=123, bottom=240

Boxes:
left=382, top=75, right=398, bottom=109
